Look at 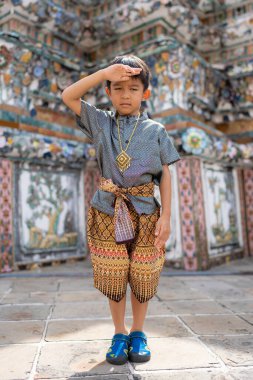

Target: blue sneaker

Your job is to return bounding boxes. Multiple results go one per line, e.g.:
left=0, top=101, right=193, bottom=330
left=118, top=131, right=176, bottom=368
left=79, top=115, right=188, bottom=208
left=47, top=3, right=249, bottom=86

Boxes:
left=128, top=331, right=151, bottom=363
left=106, top=333, right=129, bottom=365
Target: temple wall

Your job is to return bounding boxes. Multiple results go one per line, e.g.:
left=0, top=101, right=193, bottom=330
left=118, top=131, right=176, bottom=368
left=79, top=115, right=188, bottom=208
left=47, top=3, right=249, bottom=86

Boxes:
left=1, top=133, right=252, bottom=272
left=1, top=1, right=253, bottom=271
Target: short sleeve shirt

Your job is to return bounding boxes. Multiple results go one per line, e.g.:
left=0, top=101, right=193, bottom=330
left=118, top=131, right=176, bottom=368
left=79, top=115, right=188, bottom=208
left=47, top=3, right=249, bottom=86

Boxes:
left=76, top=99, right=181, bottom=216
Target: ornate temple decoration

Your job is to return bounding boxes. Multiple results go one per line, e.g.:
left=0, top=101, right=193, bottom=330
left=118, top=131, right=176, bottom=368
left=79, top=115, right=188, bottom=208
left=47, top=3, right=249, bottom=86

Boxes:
left=0, top=0, right=253, bottom=271
left=182, top=127, right=211, bottom=155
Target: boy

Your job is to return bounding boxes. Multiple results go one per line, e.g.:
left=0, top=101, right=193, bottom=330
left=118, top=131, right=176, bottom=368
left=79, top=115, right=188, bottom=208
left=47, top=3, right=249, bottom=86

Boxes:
left=62, top=55, right=181, bottom=365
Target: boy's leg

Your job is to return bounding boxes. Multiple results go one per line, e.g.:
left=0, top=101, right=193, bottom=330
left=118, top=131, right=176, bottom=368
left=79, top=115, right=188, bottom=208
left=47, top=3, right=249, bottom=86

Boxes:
left=87, top=206, right=131, bottom=364
left=128, top=290, right=151, bottom=363
left=127, top=207, right=164, bottom=363
left=109, top=295, right=128, bottom=335
left=87, top=206, right=130, bottom=303
left=130, top=290, right=148, bottom=332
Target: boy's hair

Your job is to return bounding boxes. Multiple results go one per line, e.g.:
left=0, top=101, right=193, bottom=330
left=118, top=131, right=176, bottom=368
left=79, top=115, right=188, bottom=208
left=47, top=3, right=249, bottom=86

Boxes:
left=106, top=55, right=150, bottom=91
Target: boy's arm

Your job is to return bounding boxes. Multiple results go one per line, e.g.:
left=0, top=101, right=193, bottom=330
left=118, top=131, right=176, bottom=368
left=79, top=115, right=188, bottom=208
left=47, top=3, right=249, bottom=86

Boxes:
left=159, top=164, right=171, bottom=220
left=61, top=65, right=142, bottom=116
left=154, top=165, right=171, bottom=250
left=61, top=70, right=106, bottom=116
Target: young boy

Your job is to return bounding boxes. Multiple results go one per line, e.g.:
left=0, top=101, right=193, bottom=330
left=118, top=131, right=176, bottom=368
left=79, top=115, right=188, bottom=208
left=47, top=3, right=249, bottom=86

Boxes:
left=62, top=55, right=181, bottom=365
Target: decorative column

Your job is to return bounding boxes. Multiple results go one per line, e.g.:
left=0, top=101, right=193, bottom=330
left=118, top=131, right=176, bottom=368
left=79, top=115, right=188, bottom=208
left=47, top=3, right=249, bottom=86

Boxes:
left=84, top=163, right=101, bottom=219
left=177, top=158, right=197, bottom=270
left=191, top=157, right=209, bottom=270
left=0, top=159, right=13, bottom=272
left=237, top=168, right=250, bottom=257
left=83, top=162, right=100, bottom=256
left=242, top=168, right=253, bottom=256
left=84, top=168, right=94, bottom=223
left=177, top=157, right=209, bottom=270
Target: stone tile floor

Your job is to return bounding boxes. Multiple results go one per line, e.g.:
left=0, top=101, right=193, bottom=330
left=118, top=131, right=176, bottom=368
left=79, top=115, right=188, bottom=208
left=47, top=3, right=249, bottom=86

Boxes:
left=0, top=257, right=252, bottom=380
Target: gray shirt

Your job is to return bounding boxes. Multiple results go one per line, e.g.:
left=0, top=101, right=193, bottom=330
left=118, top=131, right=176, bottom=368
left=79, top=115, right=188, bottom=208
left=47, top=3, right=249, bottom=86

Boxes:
left=76, top=99, right=181, bottom=216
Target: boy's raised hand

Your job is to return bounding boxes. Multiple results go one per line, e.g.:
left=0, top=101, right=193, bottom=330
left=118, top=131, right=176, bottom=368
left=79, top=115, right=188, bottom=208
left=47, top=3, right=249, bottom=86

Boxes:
left=103, top=64, right=142, bottom=82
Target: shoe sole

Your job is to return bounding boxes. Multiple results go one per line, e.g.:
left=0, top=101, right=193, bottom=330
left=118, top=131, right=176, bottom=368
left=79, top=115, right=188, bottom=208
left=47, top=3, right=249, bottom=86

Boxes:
left=128, top=353, right=151, bottom=363
left=106, top=357, right=128, bottom=365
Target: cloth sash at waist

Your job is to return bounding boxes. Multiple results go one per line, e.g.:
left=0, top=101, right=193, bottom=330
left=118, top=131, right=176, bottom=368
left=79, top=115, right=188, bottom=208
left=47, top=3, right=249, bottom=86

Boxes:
left=99, top=177, right=155, bottom=244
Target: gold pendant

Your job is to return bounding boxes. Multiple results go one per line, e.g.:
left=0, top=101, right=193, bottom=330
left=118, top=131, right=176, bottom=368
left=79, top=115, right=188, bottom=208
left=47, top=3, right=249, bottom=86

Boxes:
left=115, top=150, right=131, bottom=172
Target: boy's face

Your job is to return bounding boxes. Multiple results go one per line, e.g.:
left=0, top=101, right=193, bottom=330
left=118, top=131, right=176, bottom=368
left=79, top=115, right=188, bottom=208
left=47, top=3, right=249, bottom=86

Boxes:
left=105, top=77, right=150, bottom=116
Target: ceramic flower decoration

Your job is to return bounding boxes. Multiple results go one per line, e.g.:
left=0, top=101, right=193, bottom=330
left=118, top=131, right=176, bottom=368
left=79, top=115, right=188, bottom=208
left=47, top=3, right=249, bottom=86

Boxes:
left=182, top=127, right=210, bottom=155
left=0, top=127, right=90, bottom=163
left=0, top=46, right=11, bottom=69
left=0, top=136, right=6, bottom=149
left=240, top=144, right=253, bottom=160
left=84, top=145, right=96, bottom=160
left=225, top=140, right=239, bottom=160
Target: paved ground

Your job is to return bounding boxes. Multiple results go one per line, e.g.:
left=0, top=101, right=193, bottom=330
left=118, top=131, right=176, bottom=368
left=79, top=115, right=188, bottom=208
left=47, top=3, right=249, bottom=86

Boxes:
left=0, top=257, right=253, bottom=380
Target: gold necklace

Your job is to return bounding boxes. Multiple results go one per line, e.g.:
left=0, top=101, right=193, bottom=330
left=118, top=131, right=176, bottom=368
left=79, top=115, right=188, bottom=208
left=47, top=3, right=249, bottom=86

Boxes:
left=115, top=112, right=140, bottom=173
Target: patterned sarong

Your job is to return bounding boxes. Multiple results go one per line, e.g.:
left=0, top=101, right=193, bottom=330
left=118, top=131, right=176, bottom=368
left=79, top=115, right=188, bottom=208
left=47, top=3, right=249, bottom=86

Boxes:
left=86, top=181, right=166, bottom=303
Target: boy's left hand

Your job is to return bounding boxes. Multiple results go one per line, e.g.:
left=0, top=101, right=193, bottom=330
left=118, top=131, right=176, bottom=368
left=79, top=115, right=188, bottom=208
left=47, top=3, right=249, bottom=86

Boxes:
left=154, top=215, right=171, bottom=251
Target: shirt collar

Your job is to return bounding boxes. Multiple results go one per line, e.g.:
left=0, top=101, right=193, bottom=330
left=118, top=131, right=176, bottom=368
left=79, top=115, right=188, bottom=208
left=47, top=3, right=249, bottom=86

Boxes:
left=112, top=109, right=149, bottom=122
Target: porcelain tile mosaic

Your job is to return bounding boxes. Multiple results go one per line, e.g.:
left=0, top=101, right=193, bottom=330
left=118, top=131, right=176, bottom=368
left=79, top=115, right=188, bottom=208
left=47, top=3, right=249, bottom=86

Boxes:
left=0, top=159, right=13, bottom=272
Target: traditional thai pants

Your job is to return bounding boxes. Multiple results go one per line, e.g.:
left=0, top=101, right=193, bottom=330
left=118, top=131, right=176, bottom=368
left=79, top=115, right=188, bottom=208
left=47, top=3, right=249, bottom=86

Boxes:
left=86, top=178, right=166, bottom=303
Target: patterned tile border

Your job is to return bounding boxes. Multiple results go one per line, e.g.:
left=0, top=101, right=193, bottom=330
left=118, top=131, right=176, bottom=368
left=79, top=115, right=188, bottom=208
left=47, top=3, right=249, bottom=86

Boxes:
left=0, top=159, right=13, bottom=272
left=237, top=168, right=249, bottom=257
left=243, top=168, right=253, bottom=256
left=84, top=165, right=100, bottom=256
left=191, top=158, right=209, bottom=269
left=177, top=157, right=210, bottom=270
left=177, top=158, right=198, bottom=270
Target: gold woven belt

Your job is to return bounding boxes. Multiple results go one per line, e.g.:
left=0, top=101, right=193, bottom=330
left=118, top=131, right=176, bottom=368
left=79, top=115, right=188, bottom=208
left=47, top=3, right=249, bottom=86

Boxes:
left=99, top=177, right=154, bottom=244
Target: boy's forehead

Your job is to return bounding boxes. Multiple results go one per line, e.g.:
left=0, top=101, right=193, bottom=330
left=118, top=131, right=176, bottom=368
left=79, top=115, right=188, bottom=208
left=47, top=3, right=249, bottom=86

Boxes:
left=112, top=77, right=143, bottom=86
